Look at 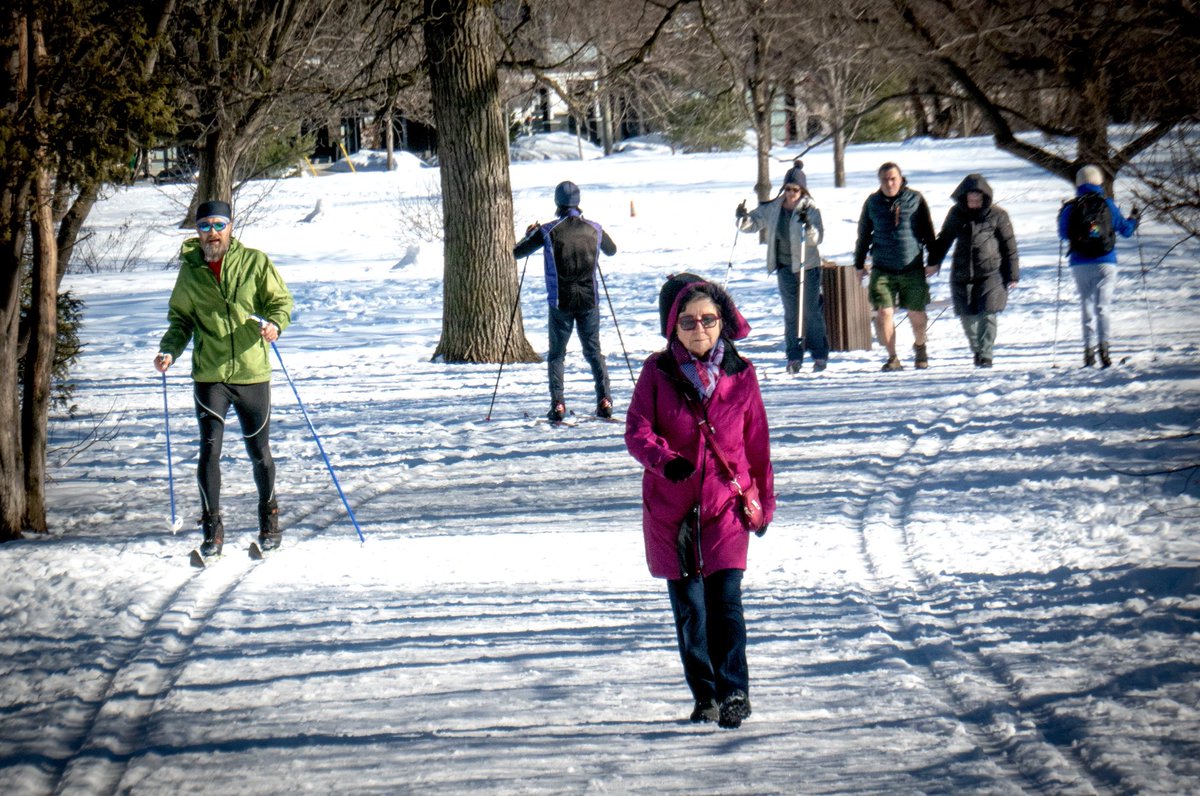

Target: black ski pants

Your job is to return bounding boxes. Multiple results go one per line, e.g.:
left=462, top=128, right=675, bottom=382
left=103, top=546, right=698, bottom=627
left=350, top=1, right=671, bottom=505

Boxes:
left=193, top=381, right=275, bottom=517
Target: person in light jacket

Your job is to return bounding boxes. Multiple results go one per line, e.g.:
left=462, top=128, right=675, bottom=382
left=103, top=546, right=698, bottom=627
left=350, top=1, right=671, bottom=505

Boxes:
left=625, top=274, right=775, bottom=729
left=736, top=178, right=829, bottom=373
left=927, top=174, right=1020, bottom=368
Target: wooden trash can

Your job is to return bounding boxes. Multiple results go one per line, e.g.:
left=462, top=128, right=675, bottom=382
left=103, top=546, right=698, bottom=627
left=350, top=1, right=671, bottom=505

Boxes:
left=820, top=262, right=872, bottom=351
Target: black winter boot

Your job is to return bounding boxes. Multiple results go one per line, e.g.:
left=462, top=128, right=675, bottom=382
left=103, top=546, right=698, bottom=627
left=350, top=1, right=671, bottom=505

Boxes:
left=1084, top=347, right=1096, bottom=367
left=258, top=499, right=281, bottom=552
left=718, top=691, right=752, bottom=729
left=1098, top=344, right=1112, bottom=369
left=199, top=512, right=224, bottom=558
left=690, top=698, right=719, bottom=723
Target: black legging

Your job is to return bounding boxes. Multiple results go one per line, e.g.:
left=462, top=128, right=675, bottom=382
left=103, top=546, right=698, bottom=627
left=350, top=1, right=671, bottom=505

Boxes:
left=193, top=381, right=275, bottom=516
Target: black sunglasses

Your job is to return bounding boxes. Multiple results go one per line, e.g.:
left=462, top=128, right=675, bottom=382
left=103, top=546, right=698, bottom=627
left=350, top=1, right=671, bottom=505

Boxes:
left=677, top=314, right=720, bottom=331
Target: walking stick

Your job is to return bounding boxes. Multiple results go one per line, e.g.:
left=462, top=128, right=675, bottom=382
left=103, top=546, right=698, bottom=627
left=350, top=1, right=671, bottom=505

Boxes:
left=596, top=259, right=637, bottom=385
left=486, top=254, right=531, bottom=420
left=795, top=219, right=808, bottom=365
left=1052, top=236, right=1064, bottom=368
left=721, top=226, right=741, bottom=289
left=159, top=368, right=183, bottom=533
left=1134, top=223, right=1158, bottom=361
left=251, top=316, right=366, bottom=544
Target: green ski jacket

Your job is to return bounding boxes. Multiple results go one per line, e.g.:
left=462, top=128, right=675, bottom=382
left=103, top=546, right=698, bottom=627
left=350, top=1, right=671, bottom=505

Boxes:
left=159, top=238, right=293, bottom=384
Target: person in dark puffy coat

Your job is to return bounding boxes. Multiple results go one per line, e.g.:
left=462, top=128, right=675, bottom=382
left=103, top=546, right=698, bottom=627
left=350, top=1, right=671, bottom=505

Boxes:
left=625, top=274, right=775, bottom=729
left=928, top=174, right=1020, bottom=368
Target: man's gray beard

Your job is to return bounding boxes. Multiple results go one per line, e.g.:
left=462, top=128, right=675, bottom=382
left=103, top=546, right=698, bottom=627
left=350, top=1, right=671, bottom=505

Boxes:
left=201, top=239, right=229, bottom=262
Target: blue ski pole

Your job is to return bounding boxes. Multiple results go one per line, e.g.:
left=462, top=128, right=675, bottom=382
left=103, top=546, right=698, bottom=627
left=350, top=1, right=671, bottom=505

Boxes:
left=159, top=367, right=183, bottom=533
left=251, top=316, right=366, bottom=544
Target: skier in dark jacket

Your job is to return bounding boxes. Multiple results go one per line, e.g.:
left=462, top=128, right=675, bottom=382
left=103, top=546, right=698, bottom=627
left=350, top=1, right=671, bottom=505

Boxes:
left=514, top=181, right=617, bottom=421
left=1056, top=164, right=1139, bottom=368
left=853, top=162, right=937, bottom=371
left=928, top=174, right=1020, bottom=368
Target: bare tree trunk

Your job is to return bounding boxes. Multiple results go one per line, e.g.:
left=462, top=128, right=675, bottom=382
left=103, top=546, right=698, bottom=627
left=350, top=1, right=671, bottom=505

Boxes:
left=22, top=166, right=56, bottom=533
left=425, top=0, right=537, bottom=363
left=0, top=178, right=28, bottom=541
left=188, top=127, right=241, bottom=225
left=55, top=182, right=97, bottom=286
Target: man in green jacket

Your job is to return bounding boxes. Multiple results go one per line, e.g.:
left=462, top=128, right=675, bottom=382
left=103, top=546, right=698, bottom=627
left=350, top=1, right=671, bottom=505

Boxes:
left=154, top=200, right=293, bottom=559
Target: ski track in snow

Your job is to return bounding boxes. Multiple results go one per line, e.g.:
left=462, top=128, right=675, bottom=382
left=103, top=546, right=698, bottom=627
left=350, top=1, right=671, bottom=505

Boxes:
left=850, top=375, right=1105, bottom=793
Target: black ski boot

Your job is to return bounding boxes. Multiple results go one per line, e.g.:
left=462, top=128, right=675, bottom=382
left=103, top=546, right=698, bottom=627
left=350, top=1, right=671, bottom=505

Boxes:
left=1084, top=347, right=1096, bottom=367
left=258, top=499, right=282, bottom=553
left=1098, top=344, right=1112, bottom=369
left=199, top=512, right=224, bottom=558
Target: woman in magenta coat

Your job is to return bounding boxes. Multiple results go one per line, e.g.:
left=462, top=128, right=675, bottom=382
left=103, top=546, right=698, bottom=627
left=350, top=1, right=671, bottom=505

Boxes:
left=625, top=274, right=775, bottom=729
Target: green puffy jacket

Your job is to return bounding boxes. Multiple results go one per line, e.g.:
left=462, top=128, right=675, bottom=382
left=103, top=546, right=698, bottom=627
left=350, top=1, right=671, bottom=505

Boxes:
left=159, top=238, right=293, bottom=384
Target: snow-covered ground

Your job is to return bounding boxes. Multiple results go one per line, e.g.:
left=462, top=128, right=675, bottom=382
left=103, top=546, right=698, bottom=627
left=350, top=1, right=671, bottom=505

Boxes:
left=2, top=132, right=1198, bottom=795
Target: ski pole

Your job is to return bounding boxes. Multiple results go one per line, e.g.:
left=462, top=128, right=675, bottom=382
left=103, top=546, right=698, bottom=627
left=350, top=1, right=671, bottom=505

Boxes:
left=251, top=316, right=366, bottom=544
left=1134, top=223, right=1158, bottom=360
left=721, top=227, right=740, bottom=289
left=1052, top=235, right=1064, bottom=368
left=159, top=367, right=183, bottom=533
left=486, top=254, right=531, bottom=421
left=595, top=259, right=637, bottom=385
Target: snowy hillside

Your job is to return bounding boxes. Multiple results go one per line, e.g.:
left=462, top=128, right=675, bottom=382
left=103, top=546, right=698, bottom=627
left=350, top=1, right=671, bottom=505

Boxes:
left=1, top=133, right=1198, bottom=795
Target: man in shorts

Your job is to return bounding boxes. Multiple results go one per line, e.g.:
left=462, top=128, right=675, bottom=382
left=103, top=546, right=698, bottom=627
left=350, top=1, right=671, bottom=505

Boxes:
left=853, top=162, right=937, bottom=371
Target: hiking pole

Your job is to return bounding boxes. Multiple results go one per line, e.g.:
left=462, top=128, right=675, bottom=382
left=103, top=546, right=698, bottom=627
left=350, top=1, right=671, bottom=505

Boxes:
left=1052, top=236, right=1064, bottom=368
left=794, top=218, right=808, bottom=366
left=159, top=367, right=183, bottom=533
left=596, top=259, right=637, bottom=385
left=486, top=254, right=531, bottom=421
left=721, top=226, right=741, bottom=289
left=251, top=316, right=366, bottom=544
left=1134, top=223, right=1158, bottom=360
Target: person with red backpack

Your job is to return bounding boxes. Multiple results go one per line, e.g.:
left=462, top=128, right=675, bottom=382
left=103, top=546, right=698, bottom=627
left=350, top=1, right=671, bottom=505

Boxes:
left=1057, top=165, right=1140, bottom=368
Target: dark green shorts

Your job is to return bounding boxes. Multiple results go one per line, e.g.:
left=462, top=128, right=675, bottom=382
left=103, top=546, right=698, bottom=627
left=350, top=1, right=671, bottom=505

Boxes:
left=868, top=268, right=930, bottom=311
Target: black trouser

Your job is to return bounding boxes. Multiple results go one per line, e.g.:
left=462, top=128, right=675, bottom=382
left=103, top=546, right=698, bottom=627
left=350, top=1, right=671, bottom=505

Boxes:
left=194, top=381, right=275, bottom=517
left=667, top=569, right=748, bottom=704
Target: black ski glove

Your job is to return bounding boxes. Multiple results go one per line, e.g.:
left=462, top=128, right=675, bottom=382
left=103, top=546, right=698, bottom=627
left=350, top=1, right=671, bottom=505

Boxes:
left=1129, top=205, right=1140, bottom=219
left=735, top=200, right=748, bottom=220
left=664, top=457, right=696, bottom=482
left=754, top=524, right=768, bottom=538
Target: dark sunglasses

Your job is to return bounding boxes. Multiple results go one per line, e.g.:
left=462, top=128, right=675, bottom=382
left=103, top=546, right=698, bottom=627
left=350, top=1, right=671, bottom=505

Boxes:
left=677, top=313, right=720, bottom=331
left=197, top=220, right=229, bottom=233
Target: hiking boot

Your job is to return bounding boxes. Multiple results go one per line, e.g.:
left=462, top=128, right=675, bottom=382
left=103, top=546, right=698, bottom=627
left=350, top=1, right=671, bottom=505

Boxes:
left=258, top=499, right=281, bottom=552
left=1084, top=347, right=1096, bottom=367
left=1098, top=344, right=1112, bottom=369
left=973, top=351, right=982, bottom=367
left=718, top=691, right=752, bottom=729
left=881, top=355, right=903, bottom=372
left=812, top=360, right=827, bottom=373
left=547, top=402, right=566, bottom=422
left=978, top=357, right=993, bottom=368
left=913, top=343, right=929, bottom=370
left=690, top=698, right=720, bottom=724
left=199, top=512, right=224, bottom=558
left=786, top=360, right=803, bottom=375
left=596, top=397, right=613, bottom=419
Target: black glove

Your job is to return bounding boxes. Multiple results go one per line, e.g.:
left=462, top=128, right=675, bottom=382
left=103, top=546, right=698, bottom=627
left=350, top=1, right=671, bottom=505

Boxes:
left=754, top=524, right=768, bottom=538
left=524, top=221, right=539, bottom=236
left=1129, top=205, right=1140, bottom=219
left=735, top=201, right=748, bottom=220
left=663, top=457, right=695, bottom=482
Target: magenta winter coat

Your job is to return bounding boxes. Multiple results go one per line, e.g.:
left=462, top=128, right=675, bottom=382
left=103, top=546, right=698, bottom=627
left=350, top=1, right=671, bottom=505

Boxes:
left=625, top=289, right=775, bottom=580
